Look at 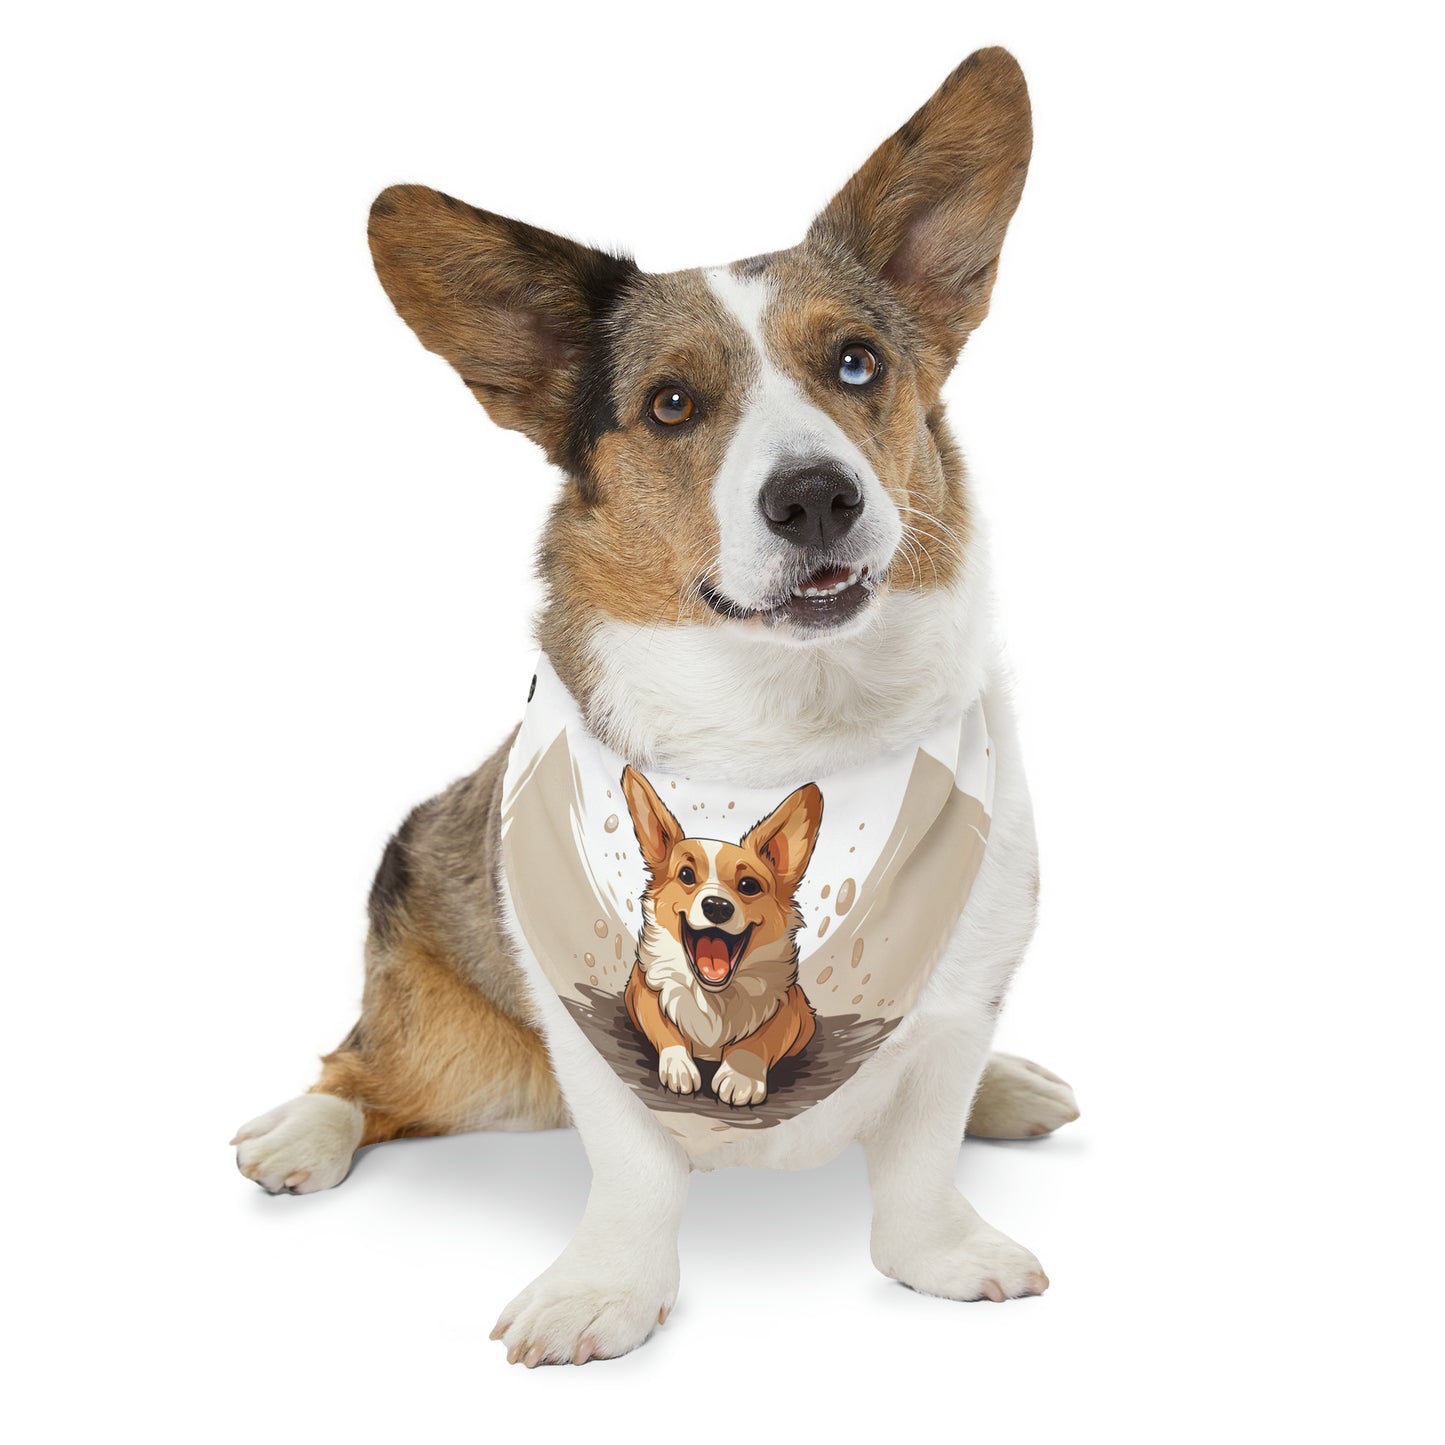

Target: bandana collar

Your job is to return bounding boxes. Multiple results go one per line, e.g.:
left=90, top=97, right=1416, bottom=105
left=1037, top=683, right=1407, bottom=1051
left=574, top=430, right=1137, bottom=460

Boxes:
left=501, top=654, right=994, bottom=1153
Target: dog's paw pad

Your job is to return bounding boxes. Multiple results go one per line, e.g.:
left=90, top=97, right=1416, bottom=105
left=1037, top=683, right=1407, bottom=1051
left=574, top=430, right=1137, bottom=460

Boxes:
left=713, top=1050, right=767, bottom=1106
left=658, top=1045, right=702, bottom=1095
left=876, top=1216, right=1048, bottom=1303
left=967, top=1052, right=1079, bottom=1139
left=495, top=1266, right=673, bottom=1367
left=232, top=1093, right=363, bottom=1195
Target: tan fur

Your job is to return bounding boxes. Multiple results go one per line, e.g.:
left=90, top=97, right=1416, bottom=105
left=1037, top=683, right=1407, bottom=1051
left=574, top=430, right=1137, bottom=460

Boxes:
left=313, top=935, right=567, bottom=1145
left=752, top=255, right=970, bottom=595
left=301, top=736, right=570, bottom=1145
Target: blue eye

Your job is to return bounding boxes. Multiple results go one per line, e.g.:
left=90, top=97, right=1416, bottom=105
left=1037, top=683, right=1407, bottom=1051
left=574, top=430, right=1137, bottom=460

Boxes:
left=838, top=344, right=880, bottom=386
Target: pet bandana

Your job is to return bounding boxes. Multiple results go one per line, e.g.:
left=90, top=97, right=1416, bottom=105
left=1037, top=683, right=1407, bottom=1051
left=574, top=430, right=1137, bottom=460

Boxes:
left=500, top=654, right=995, bottom=1155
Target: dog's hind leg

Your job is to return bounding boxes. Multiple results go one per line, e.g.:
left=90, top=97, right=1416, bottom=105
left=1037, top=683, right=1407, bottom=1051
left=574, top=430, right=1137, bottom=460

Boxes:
left=966, top=1052, right=1079, bottom=1139
left=232, top=935, right=567, bottom=1194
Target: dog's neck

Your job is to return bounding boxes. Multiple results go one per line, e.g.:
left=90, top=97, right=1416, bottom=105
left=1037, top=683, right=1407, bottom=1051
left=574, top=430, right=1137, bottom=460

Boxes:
left=538, top=550, right=994, bottom=791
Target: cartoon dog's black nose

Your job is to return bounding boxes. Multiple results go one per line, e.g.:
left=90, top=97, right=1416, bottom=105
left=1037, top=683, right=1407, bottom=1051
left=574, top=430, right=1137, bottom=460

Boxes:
left=759, top=459, right=863, bottom=549
left=701, top=895, right=735, bottom=925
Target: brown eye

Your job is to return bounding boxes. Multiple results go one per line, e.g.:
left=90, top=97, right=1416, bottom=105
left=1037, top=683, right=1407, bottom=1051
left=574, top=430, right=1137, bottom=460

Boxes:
left=838, top=344, right=879, bottom=386
left=651, top=386, right=695, bottom=425
left=738, top=876, right=762, bottom=896
left=679, top=866, right=696, bottom=885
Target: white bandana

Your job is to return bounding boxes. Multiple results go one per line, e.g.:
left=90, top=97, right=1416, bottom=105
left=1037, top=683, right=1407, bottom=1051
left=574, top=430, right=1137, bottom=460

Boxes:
left=500, top=654, right=994, bottom=1154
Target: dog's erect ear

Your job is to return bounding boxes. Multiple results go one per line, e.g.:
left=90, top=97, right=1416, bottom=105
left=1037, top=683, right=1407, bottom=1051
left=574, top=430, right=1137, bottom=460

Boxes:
left=807, top=47, right=1031, bottom=355
left=743, top=784, right=824, bottom=894
left=621, top=766, right=685, bottom=875
left=368, top=184, right=640, bottom=485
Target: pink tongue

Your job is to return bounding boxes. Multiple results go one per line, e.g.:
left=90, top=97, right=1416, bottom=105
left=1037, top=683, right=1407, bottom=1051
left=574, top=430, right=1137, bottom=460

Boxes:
left=803, top=565, right=851, bottom=589
left=694, top=934, right=732, bottom=982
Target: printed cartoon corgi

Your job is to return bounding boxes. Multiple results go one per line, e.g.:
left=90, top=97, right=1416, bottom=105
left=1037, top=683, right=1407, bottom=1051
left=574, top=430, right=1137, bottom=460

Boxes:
left=620, top=765, right=821, bottom=1106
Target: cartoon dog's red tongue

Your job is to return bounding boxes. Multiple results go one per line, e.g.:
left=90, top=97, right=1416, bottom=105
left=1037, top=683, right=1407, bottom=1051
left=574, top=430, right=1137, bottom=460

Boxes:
left=693, top=933, right=733, bottom=983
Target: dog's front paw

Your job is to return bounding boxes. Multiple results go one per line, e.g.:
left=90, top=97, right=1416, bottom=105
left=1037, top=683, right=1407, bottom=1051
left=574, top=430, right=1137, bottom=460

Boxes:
left=873, top=1205, right=1048, bottom=1303
left=231, top=1093, right=363, bottom=1194
left=713, top=1049, right=767, bottom=1106
left=658, top=1045, right=702, bottom=1095
left=492, top=1259, right=676, bottom=1367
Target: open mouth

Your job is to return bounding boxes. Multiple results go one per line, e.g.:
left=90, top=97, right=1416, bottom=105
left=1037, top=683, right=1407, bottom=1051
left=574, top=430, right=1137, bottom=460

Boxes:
left=701, top=564, right=876, bottom=632
left=679, top=917, right=754, bottom=989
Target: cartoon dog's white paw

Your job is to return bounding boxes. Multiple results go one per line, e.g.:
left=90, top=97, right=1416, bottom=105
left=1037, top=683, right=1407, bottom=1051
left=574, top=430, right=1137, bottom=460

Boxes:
left=658, top=1045, right=702, bottom=1095
left=873, top=1204, right=1048, bottom=1302
left=492, top=1256, right=676, bottom=1367
left=713, top=1049, right=767, bottom=1106
left=967, top=1052, right=1080, bottom=1139
left=231, top=1093, right=363, bottom=1194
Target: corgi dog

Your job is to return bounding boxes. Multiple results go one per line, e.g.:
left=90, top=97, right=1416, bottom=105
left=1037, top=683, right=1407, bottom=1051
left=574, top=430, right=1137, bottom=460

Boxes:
left=621, top=766, right=822, bottom=1105
left=232, top=47, right=1081, bottom=1366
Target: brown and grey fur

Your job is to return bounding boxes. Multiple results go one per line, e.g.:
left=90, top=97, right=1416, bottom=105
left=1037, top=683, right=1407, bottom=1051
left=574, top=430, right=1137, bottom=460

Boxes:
left=237, top=49, right=1072, bottom=1186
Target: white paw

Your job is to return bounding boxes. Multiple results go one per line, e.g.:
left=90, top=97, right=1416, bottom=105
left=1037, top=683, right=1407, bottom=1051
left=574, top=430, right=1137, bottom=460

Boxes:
left=232, top=1093, right=363, bottom=1195
left=874, top=1207, right=1048, bottom=1302
left=658, top=1045, right=701, bottom=1095
left=713, top=1049, right=767, bottom=1106
left=492, top=1256, right=676, bottom=1367
left=967, top=1052, right=1080, bottom=1139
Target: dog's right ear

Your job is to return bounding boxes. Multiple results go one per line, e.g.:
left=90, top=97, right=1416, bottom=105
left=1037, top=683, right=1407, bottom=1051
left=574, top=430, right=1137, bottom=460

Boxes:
left=806, top=47, right=1031, bottom=359
left=368, top=184, right=640, bottom=487
left=621, top=766, right=684, bottom=875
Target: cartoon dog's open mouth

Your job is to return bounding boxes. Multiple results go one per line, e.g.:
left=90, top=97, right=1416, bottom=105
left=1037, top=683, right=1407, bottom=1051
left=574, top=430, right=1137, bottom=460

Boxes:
left=679, top=918, right=754, bottom=989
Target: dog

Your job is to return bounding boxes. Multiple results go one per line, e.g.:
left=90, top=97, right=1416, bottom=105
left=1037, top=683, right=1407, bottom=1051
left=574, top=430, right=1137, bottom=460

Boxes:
left=621, top=765, right=822, bottom=1105
left=232, top=46, right=1080, bottom=1366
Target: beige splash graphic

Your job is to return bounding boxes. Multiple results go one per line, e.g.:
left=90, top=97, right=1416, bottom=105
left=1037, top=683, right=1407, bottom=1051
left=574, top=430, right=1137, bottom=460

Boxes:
left=502, top=730, right=989, bottom=1155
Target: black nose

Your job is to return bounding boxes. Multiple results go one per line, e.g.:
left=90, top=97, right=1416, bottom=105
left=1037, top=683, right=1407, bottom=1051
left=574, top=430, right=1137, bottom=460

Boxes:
left=759, top=459, right=863, bottom=549
left=701, top=895, right=735, bottom=925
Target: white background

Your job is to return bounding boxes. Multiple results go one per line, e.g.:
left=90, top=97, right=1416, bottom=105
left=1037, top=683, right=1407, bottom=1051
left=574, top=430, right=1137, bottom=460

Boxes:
left=5, top=2, right=1442, bottom=1439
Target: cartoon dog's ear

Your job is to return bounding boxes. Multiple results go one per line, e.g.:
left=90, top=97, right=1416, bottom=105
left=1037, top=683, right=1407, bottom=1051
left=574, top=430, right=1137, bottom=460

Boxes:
left=368, top=184, right=640, bottom=489
left=806, top=47, right=1031, bottom=358
left=743, top=783, right=824, bottom=893
left=621, top=766, right=684, bottom=875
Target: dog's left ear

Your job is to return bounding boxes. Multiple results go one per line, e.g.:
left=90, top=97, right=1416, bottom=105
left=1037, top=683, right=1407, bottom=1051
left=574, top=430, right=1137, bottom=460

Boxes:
left=743, top=784, right=824, bottom=893
left=807, top=47, right=1032, bottom=357
left=368, top=184, right=640, bottom=488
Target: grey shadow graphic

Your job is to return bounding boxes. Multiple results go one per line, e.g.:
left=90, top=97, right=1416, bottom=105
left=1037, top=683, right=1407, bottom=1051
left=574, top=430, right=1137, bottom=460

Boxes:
left=561, top=984, right=899, bottom=1129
